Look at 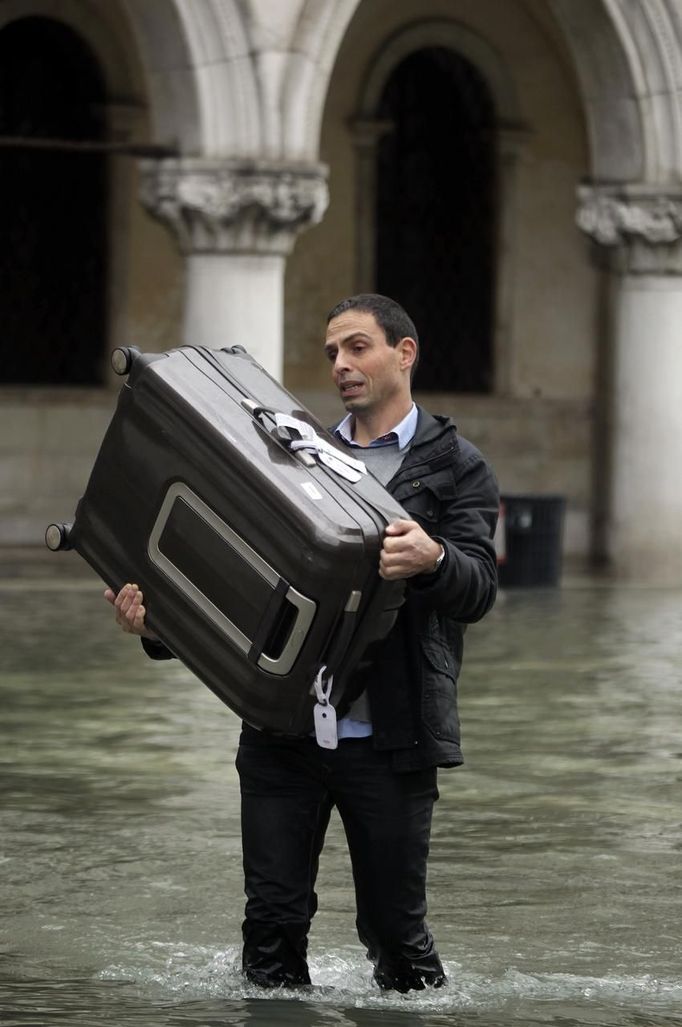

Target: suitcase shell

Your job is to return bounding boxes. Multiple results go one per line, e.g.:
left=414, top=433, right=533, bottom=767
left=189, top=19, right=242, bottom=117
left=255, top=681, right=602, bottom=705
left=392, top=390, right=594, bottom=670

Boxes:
left=53, top=346, right=406, bottom=734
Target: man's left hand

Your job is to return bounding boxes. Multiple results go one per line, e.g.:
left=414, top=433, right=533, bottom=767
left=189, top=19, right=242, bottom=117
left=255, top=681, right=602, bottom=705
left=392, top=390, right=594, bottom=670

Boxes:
left=379, top=519, right=443, bottom=579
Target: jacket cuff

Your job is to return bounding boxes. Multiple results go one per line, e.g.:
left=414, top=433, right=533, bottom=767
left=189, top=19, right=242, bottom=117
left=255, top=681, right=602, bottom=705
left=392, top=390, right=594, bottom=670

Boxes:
left=140, top=636, right=175, bottom=660
left=411, top=536, right=448, bottom=587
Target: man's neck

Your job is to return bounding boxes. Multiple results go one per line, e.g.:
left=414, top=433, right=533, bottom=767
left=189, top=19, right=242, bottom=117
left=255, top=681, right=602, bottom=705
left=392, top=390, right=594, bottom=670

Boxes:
left=351, top=399, right=413, bottom=446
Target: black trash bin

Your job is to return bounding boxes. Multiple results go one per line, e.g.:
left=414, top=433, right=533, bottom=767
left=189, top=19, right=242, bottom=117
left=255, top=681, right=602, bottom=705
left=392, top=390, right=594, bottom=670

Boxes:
left=498, top=494, right=566, bottom=587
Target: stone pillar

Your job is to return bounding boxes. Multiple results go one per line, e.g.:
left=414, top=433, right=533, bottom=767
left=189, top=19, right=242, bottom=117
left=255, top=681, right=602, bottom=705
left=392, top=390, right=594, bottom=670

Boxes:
left=577, top=185, right=682, bottom=582
left=138, top=159, right=328, bottom=379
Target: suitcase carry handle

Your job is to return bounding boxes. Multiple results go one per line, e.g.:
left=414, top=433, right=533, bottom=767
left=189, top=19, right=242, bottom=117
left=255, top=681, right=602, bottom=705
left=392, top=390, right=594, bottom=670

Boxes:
left=148, top=482, right=317, bottom=677
left=242, top=401, right=367, bottom=484
left=241, top=399, right=318, bottom=466
left=241, top=399, right=298, bottom=439
left=251, top=583, right=318, bottom=675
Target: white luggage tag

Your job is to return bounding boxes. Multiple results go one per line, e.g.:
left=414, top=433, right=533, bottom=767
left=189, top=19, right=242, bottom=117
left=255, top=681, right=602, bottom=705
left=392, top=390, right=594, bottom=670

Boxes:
left=312, top=666, right=338, bottom=749
left=274, top=413, right=317, bottom=442
left=273, top=414, right=367, bottom=483
left=317, top=449, right=365, bottom=482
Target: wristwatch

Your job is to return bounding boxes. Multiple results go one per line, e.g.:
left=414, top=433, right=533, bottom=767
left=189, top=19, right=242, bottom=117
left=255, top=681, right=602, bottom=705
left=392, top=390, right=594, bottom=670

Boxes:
left=432, top=544, right=445, bottom=574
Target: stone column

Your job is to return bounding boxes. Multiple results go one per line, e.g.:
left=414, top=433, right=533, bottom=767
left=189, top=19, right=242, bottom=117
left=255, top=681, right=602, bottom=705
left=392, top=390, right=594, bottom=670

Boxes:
left=577, top=185, right=682, bottom=582
left=138, top=159, right=328, bottom=379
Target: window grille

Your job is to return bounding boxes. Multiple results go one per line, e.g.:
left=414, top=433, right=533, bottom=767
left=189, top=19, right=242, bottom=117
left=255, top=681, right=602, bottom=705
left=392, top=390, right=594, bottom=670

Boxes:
left=376, top=47, right=497, bottom=393
left=0, top=17, right=108, bottom=386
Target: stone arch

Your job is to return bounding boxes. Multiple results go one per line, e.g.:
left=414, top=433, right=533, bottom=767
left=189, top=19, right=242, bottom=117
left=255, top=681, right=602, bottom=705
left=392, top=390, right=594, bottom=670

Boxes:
left=279, top=5, right=524, bottom=163
left=357, top=18, right=522, bottom=125
left=279, top=0, right=361, bottom=159
left=282, top=0, right=682, bottom=186
left=0, top=0, right=141, bottom=101
left=550, top=0, right=682, bottom=184
left=122, top=0, right=259, bottom=155
left=0, top=1, right=243, bottom=154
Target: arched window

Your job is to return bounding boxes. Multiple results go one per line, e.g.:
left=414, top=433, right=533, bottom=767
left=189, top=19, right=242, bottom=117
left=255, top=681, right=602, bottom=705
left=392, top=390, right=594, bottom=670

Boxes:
left=0, top=17, right=108, bottom=385
left=375, top=47, right=497, bottom=393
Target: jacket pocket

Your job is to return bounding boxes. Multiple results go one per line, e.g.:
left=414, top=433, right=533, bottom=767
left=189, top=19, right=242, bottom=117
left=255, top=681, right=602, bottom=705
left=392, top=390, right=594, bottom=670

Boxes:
left=395, top=481, right=441, bottom=528
left=420, top=639, right=460, bottom=743
left=394, top=470, right=455, bottom=528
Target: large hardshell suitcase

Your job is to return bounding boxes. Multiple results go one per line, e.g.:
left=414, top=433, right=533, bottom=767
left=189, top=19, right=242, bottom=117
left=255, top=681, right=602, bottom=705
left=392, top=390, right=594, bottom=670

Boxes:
left=46, top=345, right=406, bottom=735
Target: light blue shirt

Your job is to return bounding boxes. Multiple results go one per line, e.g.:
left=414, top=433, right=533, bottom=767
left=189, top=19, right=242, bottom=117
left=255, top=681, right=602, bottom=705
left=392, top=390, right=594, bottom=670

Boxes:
left=332, top=404, right=418, bottom=739
left=334, top=403, right=418, bottom=452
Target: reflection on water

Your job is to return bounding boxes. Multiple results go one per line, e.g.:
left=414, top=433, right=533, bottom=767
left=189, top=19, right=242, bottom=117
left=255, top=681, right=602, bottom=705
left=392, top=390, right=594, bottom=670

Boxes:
left=1, top=559, right=682, bottom=1026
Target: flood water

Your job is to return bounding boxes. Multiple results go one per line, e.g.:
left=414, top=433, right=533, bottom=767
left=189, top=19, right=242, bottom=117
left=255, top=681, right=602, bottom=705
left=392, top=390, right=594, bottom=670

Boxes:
left=1, top=552, right=682, bottom=1027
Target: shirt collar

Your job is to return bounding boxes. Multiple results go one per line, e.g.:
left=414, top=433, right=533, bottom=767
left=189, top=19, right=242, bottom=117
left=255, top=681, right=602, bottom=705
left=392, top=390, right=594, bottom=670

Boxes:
left=334, top=403, right=417, bottom=450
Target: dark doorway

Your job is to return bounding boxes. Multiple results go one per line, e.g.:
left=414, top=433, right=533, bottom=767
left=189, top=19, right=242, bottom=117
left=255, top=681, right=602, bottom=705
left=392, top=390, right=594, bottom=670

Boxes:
left=375, top=47, right=497, bottom=392
left=0, top=17, right=108, bottom=385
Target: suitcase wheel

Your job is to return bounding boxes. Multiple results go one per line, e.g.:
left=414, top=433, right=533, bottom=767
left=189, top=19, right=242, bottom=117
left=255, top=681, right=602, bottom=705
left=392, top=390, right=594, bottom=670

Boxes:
left=45, top=522, right=74, bottom=552
left=111, top=347, right=140, bottom=376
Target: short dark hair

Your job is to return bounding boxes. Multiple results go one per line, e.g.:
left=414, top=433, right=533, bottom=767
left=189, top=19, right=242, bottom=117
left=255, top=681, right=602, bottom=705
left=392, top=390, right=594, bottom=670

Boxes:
left=326, top=293, right=420, bottom=377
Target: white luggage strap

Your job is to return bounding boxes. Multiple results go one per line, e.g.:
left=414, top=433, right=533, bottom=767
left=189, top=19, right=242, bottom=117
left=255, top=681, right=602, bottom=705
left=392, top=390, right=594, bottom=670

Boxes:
left=274, top=414, right=367, bottom=484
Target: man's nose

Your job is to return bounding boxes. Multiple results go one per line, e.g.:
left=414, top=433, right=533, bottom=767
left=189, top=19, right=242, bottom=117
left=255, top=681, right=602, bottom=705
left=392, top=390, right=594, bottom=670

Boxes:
left=333, top=350, right=351, bottom=374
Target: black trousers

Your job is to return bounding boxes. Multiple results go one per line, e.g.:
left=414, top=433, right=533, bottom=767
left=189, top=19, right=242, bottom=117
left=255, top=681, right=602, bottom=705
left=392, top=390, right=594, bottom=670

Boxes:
left=235, top=724, right=445, bottom=991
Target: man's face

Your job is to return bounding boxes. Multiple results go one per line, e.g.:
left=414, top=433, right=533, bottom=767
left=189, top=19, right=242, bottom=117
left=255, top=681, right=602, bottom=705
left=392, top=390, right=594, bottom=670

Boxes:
left=324, top=310, right=410, bottom=414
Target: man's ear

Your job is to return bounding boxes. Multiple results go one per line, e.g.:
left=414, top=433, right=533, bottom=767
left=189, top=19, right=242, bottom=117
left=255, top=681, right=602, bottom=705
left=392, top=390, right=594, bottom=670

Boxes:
left=397, top=336, right=417, bottom=373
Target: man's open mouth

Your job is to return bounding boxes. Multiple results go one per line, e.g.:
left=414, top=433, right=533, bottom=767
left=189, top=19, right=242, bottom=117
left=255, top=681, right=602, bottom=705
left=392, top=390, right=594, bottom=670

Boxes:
left=340, top=381, right=364, bottom=397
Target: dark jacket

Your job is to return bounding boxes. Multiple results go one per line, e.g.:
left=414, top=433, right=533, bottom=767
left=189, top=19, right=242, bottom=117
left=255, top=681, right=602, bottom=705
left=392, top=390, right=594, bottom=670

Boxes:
left=343, top=406, right=499, bottom=772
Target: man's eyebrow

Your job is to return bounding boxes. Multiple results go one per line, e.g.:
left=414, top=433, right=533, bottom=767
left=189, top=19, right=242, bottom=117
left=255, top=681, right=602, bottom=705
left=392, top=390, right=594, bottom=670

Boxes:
left=324, top=331, right=371, bottom=349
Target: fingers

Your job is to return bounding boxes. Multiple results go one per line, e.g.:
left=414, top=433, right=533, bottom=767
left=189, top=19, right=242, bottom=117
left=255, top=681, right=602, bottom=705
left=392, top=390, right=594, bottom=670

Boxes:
left=117, top=583, right=138, bottom=617
left=107, top=582, right=148, bottom=635
left=129, top=599, right=149, bottom=635
left=380, top=522, right=441, bottom=579
left=384, top=518, right=417, bottom=536
left=380, top=548, right=412, bottom=580
left=121, top=584, right=143, bottom=632
left=381, top=521, right=422, bottom=579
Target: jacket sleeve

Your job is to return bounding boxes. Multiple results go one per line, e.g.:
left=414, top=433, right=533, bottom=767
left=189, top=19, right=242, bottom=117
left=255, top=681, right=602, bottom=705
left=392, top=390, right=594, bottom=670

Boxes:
left=408, top=441, right=499, bottom=622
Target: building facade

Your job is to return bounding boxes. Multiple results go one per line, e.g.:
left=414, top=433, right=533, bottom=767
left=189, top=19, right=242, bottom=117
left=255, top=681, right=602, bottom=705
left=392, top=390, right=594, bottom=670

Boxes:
left=2, top=0, right=682, bottom=582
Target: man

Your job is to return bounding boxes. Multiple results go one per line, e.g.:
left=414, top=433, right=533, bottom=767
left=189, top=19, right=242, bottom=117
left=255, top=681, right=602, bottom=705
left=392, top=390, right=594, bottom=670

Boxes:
left=106, top=294, right=499, bottom=993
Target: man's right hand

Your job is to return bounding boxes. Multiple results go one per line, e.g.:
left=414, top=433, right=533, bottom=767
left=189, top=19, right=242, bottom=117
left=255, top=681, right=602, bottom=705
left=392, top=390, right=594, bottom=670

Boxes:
left=104, top=583, right=159, bottom=640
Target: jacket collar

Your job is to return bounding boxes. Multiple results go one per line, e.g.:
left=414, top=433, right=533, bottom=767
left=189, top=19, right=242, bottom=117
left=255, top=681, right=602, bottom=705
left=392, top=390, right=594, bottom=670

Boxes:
left=329, top=405, right=457, bottom=476
left=384, top=406, right=459, bottom=489
left=411, top=406, right=456, bottom=448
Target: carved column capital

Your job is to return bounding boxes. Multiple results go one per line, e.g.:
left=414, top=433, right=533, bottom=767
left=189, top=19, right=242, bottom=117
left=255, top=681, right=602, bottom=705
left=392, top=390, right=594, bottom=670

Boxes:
left=576, top=185, right=682, bottom=273
left=138, top=158, right=329, bottom=255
